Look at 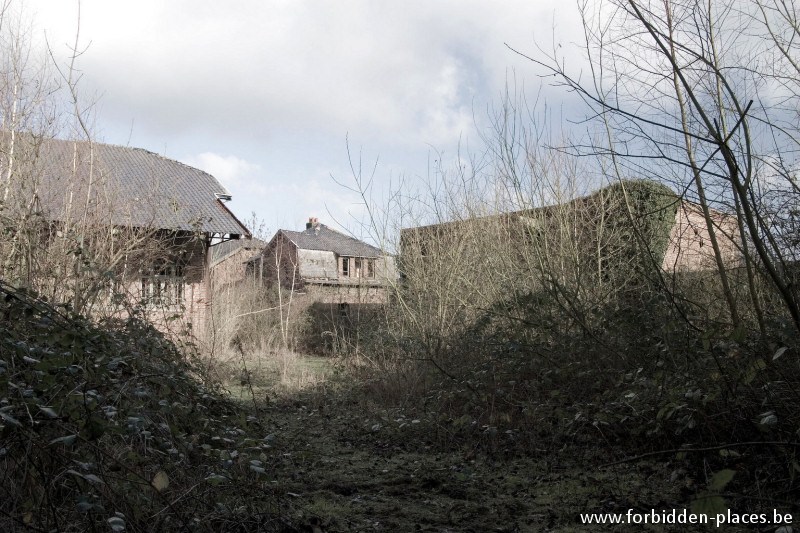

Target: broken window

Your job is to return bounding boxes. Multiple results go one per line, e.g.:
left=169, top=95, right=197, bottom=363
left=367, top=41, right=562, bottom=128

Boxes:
left=342, top=257, right=349, bottom=277
left=141, top=264, right=185, bottom=307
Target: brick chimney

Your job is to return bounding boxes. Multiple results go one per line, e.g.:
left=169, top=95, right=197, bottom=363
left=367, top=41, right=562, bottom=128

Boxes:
left=306, top=217, right=319, bottom=230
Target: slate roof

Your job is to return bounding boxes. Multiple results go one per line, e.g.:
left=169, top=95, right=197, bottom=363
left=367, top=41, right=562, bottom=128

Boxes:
left=31, top=137, right=248, bottom=235
left=280, top=224, right=382, bottom=258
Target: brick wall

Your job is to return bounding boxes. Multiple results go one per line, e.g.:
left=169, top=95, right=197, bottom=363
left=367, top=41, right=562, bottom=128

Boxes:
left=662, top=202, right=740, bottom=272
left=257, top=233, right=301, bottom=289
left=304, top=283, right=389, bottom=305
left=107, top=235, right=211, bottom=343
left=211, top=248, right=251, bottom=287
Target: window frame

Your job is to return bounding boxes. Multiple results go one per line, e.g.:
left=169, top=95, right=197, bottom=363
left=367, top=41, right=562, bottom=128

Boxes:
left=141, top=264, right=185, bottom=307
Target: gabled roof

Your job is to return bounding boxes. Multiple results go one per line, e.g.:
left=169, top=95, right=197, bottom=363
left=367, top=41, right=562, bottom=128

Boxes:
left=27, top=136, right=249, bottom=235
left=280, top=223, right=382, bottom=258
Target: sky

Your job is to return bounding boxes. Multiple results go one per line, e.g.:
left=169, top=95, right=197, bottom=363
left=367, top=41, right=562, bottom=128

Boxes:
left=28, top=0, right=585, bottom=241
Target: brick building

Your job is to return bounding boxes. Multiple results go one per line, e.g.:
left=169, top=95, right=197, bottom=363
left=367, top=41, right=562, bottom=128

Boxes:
left=248, top=218, right=394, bottom=306
left=210, top=237, right=266, bottom=288
left=23, top=136, right=250, bottom=338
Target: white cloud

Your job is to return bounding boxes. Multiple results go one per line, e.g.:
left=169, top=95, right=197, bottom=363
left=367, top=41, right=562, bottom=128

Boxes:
left=184, top=152, right=261, bottom=192
left=29, top=0, right=588, bottom=230
left=34, top=0, right=579, bottom=146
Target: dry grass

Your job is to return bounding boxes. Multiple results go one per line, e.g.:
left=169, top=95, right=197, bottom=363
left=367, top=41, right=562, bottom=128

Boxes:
left=204, top=278, right=333, bottom=401
left=204, top=347, right=332, bottom=403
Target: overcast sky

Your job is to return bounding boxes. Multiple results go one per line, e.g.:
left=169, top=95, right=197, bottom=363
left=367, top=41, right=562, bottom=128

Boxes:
left=30, top=1, right=584, bottom=239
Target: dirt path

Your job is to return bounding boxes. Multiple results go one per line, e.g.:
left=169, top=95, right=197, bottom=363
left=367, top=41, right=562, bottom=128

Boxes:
left=255, top=391, right=708, bottom=532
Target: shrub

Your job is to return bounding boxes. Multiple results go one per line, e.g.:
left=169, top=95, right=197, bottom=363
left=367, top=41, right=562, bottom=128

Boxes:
left=0, top=280, right=282, bottom=531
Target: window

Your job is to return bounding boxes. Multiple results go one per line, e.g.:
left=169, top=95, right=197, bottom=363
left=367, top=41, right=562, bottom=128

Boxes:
left=141, top=264, right=185, bottom=307
left=342, top=257, right=375, bottom=279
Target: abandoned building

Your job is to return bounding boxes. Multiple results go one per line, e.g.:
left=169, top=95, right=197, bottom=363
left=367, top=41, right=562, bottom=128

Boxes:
left=248, top=218, right=394, bottom=305
left=5, top=135, right=250, bottom=337
left=210, top=236, right=267, bottom=288
left=399, top=180, right=742, bottom=285
left=245, top=218, right=394, bottom=349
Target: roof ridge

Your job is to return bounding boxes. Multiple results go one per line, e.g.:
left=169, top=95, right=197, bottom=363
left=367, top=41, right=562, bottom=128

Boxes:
left=278, top=229, right=301, bottom=248
left=318, top=224, right=380, bottom=250
left=266, top=223, right=381, bottom=257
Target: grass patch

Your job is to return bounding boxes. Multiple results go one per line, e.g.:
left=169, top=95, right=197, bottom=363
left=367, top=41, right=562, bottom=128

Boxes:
left=211, top=349, right=334, bottom=403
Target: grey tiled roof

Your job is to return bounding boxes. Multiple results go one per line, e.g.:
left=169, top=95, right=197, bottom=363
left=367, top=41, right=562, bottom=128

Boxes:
left=33, top=137, right=248, bottom=235
left=282, top=224, right=382, bottom=257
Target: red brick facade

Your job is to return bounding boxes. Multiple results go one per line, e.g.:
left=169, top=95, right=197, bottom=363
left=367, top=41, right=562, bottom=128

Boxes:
left=661, top=202, right=740, bottom=272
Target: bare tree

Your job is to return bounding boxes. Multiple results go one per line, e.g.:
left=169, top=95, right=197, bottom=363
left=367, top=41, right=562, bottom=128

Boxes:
left=0, top=2, right=209, bottom=341
left=505, top=0, right=800, bottom=336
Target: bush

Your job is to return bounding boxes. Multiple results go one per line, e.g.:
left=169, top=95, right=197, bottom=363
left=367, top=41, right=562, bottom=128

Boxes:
left=0, top=280, right=283, bottom=532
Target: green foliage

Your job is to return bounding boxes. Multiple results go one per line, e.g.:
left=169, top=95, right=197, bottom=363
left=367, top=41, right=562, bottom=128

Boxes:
left=0, top=280, right=283, bottom=532
left=354, top=237, right=800, bottom=516
left=691, top=469, right=736, bottom=517
left=606, top=179, right=680, bottom=266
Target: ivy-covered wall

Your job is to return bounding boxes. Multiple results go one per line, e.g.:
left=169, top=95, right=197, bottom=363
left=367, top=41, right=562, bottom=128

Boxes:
left=594, top=179, right=680, bottom=278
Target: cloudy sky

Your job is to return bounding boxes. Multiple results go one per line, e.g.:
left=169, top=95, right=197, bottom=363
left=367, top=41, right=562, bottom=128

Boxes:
left=29, top=1, right=584, bottom=239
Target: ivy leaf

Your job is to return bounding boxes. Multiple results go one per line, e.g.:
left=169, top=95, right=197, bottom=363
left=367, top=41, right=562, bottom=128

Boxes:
left=67, top=470, right=104, bottom=484
left=107, top=515, right=126, bottom=532
left=709, top=469, right=736, bottom=492
left=691, top=493, right=728, bottom=516
left=743, top=359, right=766, bottom=385
left=205, top=473, right=228, bottom=486
left=773, top=346, right=788, bottom=360
left=0, top=410, right=22, bottom=427
left=83, top=474, right=104, bottom=485
left=38, top=405, right=58, bottom=418
left=49, top=435, right=77, bottom=446
left=152, top=471, right=169, bottom=492
left=758, top=411, right=778, bottom=427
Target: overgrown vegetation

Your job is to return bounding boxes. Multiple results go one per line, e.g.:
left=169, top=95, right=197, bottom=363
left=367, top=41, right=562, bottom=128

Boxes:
left=208, top=278, right=331, bottom=397
left=5, top=0, right=800, bottom=529
left=0, top=280, right=292, bottom=531
left=336, top=0, right=800, bottom=522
